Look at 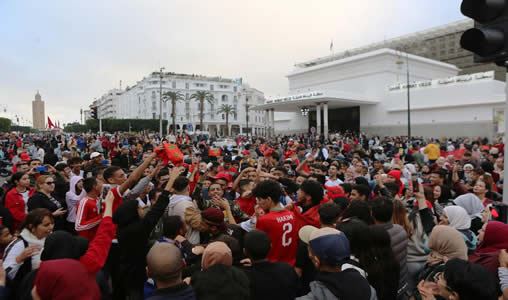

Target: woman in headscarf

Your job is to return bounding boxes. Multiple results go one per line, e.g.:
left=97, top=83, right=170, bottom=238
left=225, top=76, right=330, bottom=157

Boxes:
left=439, top=206, right=477, bottom=253
left=31, top=259, right=101, bottom=300
left=413, top=225, right=467, bottom=299
left=65, top=176, right=85, bottom=234
left=469, top=221, right=508, bottom=280
left=16, top=191, right=116, bottom=299
left=453, top=193, right=485, bottom=234
left=201, top=241, right=233, bottom=270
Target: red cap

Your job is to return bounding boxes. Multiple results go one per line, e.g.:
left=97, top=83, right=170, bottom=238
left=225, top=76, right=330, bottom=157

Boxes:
left=210, top=172, right=233, bottom=183
left=241, top=150, right=251, bottom=155
left=19, top=153, right=30, bottom=161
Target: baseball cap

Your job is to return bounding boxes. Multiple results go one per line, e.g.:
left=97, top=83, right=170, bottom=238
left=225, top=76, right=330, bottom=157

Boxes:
left=241, top=150, right=251, bottom=155
left=298, top=226, right=350, bottom=267
left=62, top=150, right=72, bottom=155
left=210, top=172, right=233, bottom=183
left=90, top=152, right=101, bottom=159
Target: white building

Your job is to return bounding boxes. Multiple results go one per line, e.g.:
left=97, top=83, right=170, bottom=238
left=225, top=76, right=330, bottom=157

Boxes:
left=97, top=72, right=267, bottom=136
left=253, top=48, right=505, bottom=139
left=96, top=89, right=122, bottom=119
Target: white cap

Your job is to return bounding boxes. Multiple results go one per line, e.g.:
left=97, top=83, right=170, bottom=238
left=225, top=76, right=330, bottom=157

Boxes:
left=90, top=152, right=101, bottom=159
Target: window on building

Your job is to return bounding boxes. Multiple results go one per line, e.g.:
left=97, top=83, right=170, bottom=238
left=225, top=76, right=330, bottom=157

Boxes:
left=210, top=85, right=214, bottom=91
left=185, top=102, right=190, bottom=111
left=186, top=93, right=189, bottom=100
left=152, top=101, right=157, bottom=110
left=163, top=112, right=167, bottom=119
left=172, top=81, right=176, bottom=89
left=222, top=95, right=228, bottom=102
left=234, top=96, right=237, bottom=102
left=222, top=114, right=225, bottom=120
left=234, top=86, right=237, bottom=92
left=185, top=83, right=189, bottom=89
left=151, top=91, right=156, bottom=98
left=152, top=113, right=156, bottom=119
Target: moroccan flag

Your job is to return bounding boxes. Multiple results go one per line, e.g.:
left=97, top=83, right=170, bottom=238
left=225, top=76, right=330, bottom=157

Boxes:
left=156, top=142, right=183, bottom=165
left=259, top=143, right=266, bottom=154
left=47, top=117, right=55, bottom=129
left=208, top=148, right=222, bottom=157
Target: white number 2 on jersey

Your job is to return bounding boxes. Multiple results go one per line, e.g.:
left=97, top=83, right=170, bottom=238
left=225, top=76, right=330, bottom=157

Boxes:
left=282, top=222, right=293, bottom=247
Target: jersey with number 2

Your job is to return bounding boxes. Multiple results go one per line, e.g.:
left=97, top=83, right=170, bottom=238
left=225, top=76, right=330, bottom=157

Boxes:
left=256, top=210, right=298, bottom=266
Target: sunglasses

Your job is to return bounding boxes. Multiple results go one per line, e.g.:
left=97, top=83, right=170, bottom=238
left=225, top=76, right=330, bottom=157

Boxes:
left=44, top=181, right=56, bottom=185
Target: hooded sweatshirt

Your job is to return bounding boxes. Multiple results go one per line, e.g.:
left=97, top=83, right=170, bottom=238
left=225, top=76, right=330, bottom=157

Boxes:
left=66, top=176, right=86, bottom=223
left=297, top=270, right=376, bottom=300
left=168, top=194, right=200, bottom=245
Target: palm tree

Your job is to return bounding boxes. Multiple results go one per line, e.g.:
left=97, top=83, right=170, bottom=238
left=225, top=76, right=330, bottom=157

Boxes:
left=162, top=91, right=184, bottom=135
left=217, top=104, right=237, bottom=136
left=190, top=91, right=214, bottom=132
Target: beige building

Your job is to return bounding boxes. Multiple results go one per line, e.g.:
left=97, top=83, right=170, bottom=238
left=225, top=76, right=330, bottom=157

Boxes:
left=32, top=91, right=45, bottom=130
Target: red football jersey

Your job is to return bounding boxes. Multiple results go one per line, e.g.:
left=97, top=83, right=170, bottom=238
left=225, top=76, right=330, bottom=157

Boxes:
left=256, top=209, right=298, bottom=266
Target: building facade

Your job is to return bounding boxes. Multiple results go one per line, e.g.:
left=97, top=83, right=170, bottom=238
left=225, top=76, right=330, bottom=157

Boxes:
left=296, top=19, right=506, bottom=81
left=96, top=89, right=121, bottom=119
left=32, top=91, right=45, bottom=130
left=98, top=72, right=267, bottom=136
left=253, top=48, right=504, bottom=139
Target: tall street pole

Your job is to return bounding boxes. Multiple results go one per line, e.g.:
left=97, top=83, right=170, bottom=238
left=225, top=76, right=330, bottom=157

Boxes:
left=406, top=52, right=411, bottom=140
left=159, top=67, right=165, bottom=138
left=245, top=96, right=249, bottom=138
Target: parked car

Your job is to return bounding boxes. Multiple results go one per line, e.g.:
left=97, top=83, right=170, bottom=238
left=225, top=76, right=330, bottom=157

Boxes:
left=213, top=138, right=236, bottom=149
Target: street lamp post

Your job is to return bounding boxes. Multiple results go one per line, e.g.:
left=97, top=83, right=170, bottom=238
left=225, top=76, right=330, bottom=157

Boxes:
left=245, top=96, right=249, bottom=138
left=159, top=67, right=165, bottom=138
left=406, top=52, right=411, bottom=140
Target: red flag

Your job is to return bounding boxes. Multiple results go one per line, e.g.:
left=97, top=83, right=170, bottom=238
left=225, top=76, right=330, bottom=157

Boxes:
left=208, top=148, right=222, bottom=157
left=156, top=142, right=183, bottom=165
left=259, top=143, right=266, bottom=154
left=47, top=117, right=55, bottom=128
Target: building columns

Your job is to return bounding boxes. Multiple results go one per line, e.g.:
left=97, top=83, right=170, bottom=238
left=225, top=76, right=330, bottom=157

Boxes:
left=270, top=109, right=275, bottom=137
left=323, top=102, right=329, bottom=140
left=316, top=103, right=321, bottom=136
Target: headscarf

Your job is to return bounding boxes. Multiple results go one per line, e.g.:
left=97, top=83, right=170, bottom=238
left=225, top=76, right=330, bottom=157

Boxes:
left=34, top=259, right=101, bottom=300
left=201, top=241, right=232, bottom=270
left=41, top=231, right=80, bottom=261
left=475, top=221, right=508, bottom=254
left=427, top=225, right=468, bottom=265
left=453, top=194, right=484, bottom=219
left=443, top=206, right=471, bottom=230
left=387, top=170, right=403, bottom=195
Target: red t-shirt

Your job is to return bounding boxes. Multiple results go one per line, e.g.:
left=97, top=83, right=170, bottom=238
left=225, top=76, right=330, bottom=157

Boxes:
left=256, top=209, right=298, bottom=266
left=111, top=186, right=125, bottom=213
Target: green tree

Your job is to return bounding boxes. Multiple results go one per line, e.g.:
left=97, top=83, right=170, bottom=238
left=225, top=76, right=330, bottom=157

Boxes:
left=162, top=91, right=184, bottom=135
left=190, top=91, right=214, bottom=132
left=0, top=117, right=11, bottom=133
left=217, top=104, right=237, bottom=136
left=64, top=122, right=88, bottom=133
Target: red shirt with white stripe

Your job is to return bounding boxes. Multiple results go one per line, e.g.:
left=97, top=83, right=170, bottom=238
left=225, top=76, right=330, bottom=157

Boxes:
left=75, top=196, right=102, bottom=241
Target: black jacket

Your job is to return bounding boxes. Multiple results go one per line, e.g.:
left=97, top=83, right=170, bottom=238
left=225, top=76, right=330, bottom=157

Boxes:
left=242, top=261, right=298, bottom=300
left=113, top=190, right=170, bottom=292
left=27, top=191, right=66, bottom=231
left=147, top=283, right=196, bottom=300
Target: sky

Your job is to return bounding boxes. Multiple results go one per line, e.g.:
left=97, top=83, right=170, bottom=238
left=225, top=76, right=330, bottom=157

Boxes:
left=0, top=0, right=464, bottom=126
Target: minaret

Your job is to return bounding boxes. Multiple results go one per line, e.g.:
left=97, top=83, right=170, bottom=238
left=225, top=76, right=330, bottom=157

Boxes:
left=32, top=91, right=45, bottom=129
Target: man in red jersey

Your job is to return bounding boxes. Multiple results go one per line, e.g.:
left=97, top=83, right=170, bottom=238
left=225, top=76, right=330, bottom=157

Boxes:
left=253, top=179, right=298, bottom=266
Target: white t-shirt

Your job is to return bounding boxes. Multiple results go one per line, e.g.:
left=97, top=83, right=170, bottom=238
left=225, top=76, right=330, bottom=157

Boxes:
left=19, top=190, right=30, bottom=213
left=325, top=177, right=343, bottom=187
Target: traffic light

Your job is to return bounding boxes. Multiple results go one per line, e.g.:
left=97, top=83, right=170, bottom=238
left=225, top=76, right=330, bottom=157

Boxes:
left=91, top=106, right=98, bottom=120
left=460, top=0, right=508, bottom=64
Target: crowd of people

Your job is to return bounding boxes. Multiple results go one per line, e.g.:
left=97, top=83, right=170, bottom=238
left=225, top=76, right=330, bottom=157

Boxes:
left=0, top=131, right=506, bottom=300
